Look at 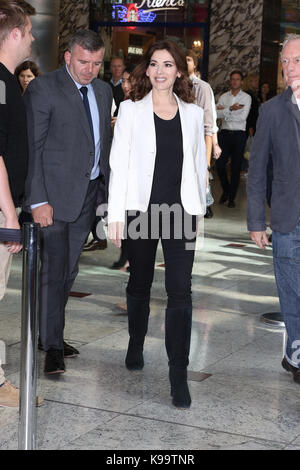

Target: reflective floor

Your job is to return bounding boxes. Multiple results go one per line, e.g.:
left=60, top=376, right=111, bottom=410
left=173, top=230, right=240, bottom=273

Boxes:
left=1, top=176, right=299, bottom=450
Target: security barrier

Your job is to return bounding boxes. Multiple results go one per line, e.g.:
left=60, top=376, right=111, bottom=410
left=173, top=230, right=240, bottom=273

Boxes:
left=0, top=223, right=40, bottom=450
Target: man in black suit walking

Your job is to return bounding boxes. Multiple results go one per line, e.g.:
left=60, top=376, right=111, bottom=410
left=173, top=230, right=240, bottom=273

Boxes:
left=25, top=30, right=113, bottom=374
left=247, top=34, right=300, bottom=385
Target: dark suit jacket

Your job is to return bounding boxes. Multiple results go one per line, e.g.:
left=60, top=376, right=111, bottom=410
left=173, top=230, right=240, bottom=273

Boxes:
left=247, top=86, right=300, bottom=233
left=24, top=66, right=113, bottom=222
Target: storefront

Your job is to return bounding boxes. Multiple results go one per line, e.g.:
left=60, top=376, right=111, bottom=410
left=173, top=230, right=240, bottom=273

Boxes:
left=90, top=0, right=210, bottom=80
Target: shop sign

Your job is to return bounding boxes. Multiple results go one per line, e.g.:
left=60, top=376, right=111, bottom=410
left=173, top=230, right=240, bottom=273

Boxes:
left=135, top=0, right=185, bottom=11
left=128, top=46, right=143, bottom=55
left=112, top=0, right=185, bottom=24
left=112, top=4, right=157, bottom=23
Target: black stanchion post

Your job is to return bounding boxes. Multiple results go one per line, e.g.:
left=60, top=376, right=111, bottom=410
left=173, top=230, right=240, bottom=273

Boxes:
left=18, top=222, right=40, bottom=451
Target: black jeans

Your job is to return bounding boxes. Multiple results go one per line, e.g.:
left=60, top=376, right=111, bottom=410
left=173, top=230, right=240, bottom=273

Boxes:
left=216, top=130, right=248, bottom=201
left=126, top=209, right=196, bottom=308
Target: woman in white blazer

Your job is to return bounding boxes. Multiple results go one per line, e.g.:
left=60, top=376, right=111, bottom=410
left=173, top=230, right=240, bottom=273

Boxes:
left=108, top=40, right=207, bottom=409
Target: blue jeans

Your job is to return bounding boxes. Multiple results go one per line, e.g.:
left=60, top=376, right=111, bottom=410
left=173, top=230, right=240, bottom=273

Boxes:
left=273, top=220, right=300, bottom=367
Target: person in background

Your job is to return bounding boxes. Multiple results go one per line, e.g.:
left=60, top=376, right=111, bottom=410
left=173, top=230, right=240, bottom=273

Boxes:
left=244, top=74, right=260, bottom=138
left=258, top=82, right=273, bottom=104
left=110, top=64, right=136, bottom=270
left=108, top=40, right=207, bottom=409
left=15, top=59, right=40, bottom=95
left=185, top=50, right=221, bottom=219
left=185, top=50, right=212, bottom=207
left=15, top=60, right=41, bottom=226
left=216, top=70, right=251, bottom=208
left=0, top=0, right=43, bottom=408
left=109, top=56, right=125, bottom=114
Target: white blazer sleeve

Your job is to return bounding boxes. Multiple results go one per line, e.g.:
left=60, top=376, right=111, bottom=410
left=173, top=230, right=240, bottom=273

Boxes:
left=108, top=100, right=134, bottom=224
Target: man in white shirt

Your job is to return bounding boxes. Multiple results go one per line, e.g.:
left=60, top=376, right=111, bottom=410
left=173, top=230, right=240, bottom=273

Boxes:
left=109, top=56, right=125, bottom=113
left=216, top=70, right=251, bottom=207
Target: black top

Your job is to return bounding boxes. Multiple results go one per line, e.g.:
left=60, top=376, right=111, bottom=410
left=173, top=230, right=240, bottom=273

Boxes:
left=149, top=110, right=183, bottom=206
left=0, top=62, right=28, bottom=206
left=110, top=82, right=124, bottom=116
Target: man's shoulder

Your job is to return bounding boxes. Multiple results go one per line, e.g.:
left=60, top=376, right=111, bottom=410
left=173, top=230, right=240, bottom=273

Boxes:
left=92, top=78, right=112, bottom=95
left=259, top=93, right=283, bottom=117
left=29, top=67, right=64, bottom=89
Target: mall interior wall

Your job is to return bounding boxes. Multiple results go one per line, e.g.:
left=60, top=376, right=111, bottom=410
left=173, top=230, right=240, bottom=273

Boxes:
left=208, top=0, right=264, bottom=97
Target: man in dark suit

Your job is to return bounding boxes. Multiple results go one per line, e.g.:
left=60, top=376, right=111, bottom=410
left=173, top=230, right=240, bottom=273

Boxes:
left=247, top=34, right=300, bottom=385
left=25, top=30, right=113, bottom=374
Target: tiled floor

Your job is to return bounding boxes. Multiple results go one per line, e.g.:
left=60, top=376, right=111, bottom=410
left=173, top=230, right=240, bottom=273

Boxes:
left=1, top=176, right=299, bottom=450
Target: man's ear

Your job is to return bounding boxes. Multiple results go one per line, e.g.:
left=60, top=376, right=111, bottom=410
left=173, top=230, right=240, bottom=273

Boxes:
left=11, top=27, right=22, bottom=42
left=64, top=50, right=71, bottom=65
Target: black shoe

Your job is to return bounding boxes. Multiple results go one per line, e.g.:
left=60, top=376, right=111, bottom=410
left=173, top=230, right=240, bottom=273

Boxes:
left=39, top=339, right=79, bottom=358
left=228, top=200, right=235, bottom=208
left=204, top=206, right=213, bottom=218
left=83, top=239, right=107, bottom=251
left=111, top=259, right=127, bottom=269
left=44, top=349, right=65, bottom=375
left=219, top=193, right=228, bottom=204
left=282, top=357, right=300, bottom=384
left=63, top=341, right=80, bottom=358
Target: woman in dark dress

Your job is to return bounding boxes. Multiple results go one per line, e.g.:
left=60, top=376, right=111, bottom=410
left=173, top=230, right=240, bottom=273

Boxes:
left=107, top=40, right=207, bottom=408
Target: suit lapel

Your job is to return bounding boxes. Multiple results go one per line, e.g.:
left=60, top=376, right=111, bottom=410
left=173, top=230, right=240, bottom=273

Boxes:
left=57, top=67, right=94, bottom=145
left=284, top=86, right=300, bottom=125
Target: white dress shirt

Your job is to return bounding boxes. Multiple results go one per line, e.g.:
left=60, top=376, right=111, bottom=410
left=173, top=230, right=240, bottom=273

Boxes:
left=216, top=89, right=251, bottom=131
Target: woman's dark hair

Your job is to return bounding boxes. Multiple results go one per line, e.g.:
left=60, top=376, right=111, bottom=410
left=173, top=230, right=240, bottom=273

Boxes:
left=15, top=60, right=41, bottom=90
left=123, top=63, right=136, bottom=76
left=129, top=40, right=194, bottom=103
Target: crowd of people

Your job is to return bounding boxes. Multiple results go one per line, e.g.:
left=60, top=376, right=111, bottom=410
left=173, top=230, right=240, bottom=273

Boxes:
left=0, top=0, right=299, bottom=413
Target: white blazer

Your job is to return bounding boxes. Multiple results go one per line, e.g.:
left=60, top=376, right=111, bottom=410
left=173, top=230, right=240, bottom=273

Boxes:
left=107, top=90, right=207, bottom=224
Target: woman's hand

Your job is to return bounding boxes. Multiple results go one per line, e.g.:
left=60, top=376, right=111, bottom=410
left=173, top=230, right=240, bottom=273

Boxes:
left=108, top=222, right=124, bottom=248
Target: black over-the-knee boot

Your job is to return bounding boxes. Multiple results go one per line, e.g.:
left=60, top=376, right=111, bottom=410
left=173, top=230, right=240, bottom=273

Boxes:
left=165, top=306, right=192, bottom=408
left=125, top=292, right=150, bottom=370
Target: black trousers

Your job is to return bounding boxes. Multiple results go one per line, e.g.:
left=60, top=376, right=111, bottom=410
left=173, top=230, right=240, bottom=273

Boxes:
left=126, top=210, right=196, bottom=308
left=216, top=130, right=247, bottom=201
left=39, top=179, right=98, bottom=351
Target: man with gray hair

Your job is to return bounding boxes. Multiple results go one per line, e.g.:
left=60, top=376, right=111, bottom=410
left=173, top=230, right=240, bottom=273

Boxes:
left=25, top=30, right=113, bottom=374
left=247, top=34, right=300, bottom=384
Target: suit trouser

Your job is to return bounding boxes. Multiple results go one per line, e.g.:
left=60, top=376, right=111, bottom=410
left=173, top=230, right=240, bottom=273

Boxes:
left=216, top=130, right=247, bottom=202
left=39, top=179, right=98, bottom=351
